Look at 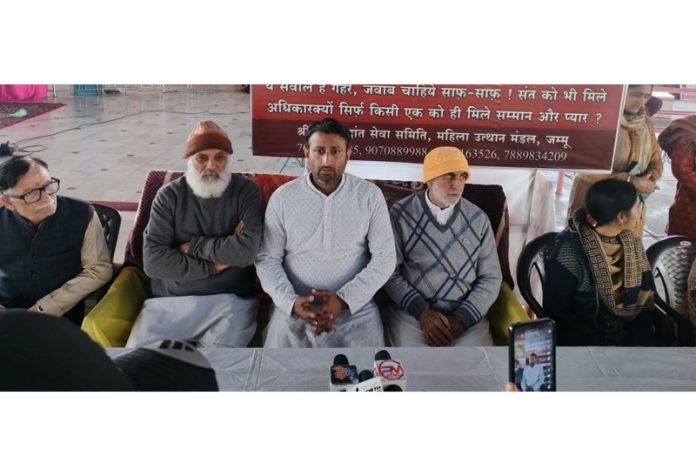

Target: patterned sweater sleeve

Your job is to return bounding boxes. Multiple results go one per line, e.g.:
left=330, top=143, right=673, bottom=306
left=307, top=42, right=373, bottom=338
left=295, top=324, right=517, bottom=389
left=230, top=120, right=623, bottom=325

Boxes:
left=382, top=204, right=430, bottom=319
left=543, top=232, right=607, bottom=345
left=451, top=216, right=502, bottom=329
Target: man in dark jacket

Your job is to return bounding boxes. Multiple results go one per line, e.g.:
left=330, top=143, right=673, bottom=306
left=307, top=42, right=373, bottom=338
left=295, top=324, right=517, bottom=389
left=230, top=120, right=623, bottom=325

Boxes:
left=0, top=157, right=112, bottom=325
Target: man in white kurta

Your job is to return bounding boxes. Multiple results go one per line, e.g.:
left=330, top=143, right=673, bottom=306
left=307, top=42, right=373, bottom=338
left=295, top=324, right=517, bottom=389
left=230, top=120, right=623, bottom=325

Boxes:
left=521, top=353, right=545, bottom=391
left=256, top=118, right=396, bottom=347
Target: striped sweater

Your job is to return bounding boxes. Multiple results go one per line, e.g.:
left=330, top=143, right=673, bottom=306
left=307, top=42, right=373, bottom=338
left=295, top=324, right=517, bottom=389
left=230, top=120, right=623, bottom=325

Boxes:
left=382, top=191, right=502, bottom=329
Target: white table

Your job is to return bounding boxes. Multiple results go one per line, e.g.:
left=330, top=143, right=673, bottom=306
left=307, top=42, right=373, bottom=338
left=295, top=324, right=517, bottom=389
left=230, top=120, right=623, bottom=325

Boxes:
left=108, top=346, right=696, bottom=391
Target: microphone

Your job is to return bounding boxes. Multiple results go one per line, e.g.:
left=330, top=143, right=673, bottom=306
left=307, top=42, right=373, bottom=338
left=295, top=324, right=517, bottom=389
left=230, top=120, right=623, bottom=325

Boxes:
left=373, top=350, right=407, bottom=391
left=345, top=369, right=383, bottom=392
left=329, top=353, right=358, bottom=391
left=359, top=369, right=375, bottom=382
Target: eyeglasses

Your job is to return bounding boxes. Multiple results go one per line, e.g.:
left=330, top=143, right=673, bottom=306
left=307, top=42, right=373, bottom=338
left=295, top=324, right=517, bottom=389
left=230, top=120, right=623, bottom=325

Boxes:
left=2, top=178, right=60, bottom=205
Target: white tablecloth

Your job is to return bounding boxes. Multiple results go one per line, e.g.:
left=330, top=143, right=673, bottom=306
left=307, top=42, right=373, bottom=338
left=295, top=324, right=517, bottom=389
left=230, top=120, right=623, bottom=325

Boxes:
left=108, top=346, right=696, bottom=391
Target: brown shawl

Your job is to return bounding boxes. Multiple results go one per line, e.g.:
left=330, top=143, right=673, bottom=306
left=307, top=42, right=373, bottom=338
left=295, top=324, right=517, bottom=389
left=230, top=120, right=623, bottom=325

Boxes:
left=570, top=208, right=654, bottom=319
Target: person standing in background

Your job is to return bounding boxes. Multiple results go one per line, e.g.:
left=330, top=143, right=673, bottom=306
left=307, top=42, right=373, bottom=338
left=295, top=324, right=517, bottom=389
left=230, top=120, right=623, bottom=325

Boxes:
left=657, top=115, right=696, bottom=236
left=567, top=85, right=663, bottom=237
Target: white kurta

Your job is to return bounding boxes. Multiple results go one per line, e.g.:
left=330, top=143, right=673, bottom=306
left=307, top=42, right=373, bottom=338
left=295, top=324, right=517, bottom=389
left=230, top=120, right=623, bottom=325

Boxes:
left=256, top=173, right=396, bottom=347
left=126, top=294, right=258, bottom=348
left=521, top=364, right=545, bottom=391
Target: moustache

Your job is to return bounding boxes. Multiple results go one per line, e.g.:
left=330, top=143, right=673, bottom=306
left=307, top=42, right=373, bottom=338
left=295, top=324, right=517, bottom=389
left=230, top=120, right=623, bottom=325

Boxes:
left=201, top=170, right=220, bottom=179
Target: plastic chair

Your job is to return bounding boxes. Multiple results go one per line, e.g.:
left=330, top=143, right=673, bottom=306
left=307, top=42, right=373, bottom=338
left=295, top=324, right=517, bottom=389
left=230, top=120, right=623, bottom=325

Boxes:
left=646, top=235, right=696, bottom=345
left=516, top=232, right=558, bottom=318
left=82, top=203, right=122, bottom=316
left=92, top=203, right=122, bottom=261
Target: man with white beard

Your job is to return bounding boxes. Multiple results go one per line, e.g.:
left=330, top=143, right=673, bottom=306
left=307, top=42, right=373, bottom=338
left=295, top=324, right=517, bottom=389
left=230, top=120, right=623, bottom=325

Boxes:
left=127, top=120, right=263, bottom=348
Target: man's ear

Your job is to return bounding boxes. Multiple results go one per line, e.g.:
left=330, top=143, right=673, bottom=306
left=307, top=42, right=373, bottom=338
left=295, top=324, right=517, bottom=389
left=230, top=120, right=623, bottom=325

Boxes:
left=0, top=195, right=9, bottom=209
left=0, top=195, right=17, bottom=212
left=303, top=144, right=309, bottom=159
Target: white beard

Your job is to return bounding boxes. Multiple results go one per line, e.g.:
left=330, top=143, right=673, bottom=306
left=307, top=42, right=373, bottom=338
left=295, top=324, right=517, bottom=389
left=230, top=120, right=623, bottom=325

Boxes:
left=185, top=161, right=232, bottom=198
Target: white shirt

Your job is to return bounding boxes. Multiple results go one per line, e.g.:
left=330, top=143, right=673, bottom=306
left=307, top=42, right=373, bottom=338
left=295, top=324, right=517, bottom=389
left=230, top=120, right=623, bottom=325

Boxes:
left=521, top=364, right=545, bottom=391
left=256, top=173, right=396, bottom=316
left=425, top=189, right=456, bottom=225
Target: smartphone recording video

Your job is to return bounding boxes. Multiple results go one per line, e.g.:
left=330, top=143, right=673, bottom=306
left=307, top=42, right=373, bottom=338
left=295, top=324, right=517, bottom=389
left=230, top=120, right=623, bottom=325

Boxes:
left=508, top=318, right=556, bottom=391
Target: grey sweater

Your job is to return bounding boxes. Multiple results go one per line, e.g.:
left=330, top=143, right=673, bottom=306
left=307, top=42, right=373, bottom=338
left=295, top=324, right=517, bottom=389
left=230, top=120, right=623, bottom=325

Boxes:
left=383, top=191, right=502, bottom=329
left=143, top=174, right=263, bottom=298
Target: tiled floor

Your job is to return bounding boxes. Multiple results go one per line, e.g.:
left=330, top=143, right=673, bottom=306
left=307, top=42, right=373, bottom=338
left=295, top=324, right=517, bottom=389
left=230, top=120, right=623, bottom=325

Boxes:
left=0, top=85, right=305, bottom=262
left=1, top=84, right=693, bottom=263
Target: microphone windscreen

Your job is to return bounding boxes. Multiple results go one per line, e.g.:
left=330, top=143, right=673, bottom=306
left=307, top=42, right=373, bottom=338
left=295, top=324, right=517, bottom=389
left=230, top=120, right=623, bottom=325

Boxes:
left=358, top=370, right=374, bottom=382
left=383, top=384, right=403, bottom=391
left=375, top=349, right=391, bottom=361
left=333, top=353, right=349, bottom=365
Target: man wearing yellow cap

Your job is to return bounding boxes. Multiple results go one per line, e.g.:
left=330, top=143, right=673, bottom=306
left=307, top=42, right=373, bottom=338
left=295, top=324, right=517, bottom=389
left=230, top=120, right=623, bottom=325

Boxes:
left=382, top=146, right=502, bottom=346
left=127, top=120, right=264, bottom=348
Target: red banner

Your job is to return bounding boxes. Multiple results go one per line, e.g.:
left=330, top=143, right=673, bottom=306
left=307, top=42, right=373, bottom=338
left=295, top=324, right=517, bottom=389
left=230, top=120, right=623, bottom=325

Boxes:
left=251, top=84, right=624, bottom=170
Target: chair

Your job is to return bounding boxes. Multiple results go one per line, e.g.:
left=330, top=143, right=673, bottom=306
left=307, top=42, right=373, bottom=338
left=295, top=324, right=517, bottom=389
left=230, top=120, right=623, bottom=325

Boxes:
left=82, top=203, right=122, bottom=317
left=516, top=232, right=558, bottom=318
left=92, top=203, right=122, bottom=261
left=646, top=235, right=696, bottom=346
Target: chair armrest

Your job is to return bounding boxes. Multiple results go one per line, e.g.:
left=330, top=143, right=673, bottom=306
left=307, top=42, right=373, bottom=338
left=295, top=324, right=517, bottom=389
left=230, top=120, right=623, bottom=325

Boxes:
left=81, top=266, right=151, bottom=347
left=487, top=282, right=530, bottom=346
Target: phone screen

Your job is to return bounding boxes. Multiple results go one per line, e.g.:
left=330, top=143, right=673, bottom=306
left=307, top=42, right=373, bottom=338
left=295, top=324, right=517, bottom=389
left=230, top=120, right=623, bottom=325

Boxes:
left=508, top=318, right=556, bottom=391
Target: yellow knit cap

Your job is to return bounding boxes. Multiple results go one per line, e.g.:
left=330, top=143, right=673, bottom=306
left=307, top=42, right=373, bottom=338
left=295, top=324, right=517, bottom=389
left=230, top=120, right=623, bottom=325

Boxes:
left=422, top=147, right=470, bottom=183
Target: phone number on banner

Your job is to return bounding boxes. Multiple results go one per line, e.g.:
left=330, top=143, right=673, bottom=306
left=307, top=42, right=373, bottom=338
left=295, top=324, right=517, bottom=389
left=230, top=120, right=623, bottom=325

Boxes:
left=466, top=148, right=568, bottom=162
left=363, top=145, right=429, bottom=157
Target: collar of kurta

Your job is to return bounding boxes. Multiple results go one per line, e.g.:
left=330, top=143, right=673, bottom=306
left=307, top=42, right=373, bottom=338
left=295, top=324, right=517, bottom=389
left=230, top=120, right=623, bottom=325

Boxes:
left=305, top=172, right=347, bottom=197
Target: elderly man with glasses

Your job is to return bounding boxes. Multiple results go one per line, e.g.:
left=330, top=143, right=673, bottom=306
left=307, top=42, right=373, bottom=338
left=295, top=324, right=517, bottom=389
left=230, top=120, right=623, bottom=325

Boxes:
left=0, top=156, right=112, bottom=325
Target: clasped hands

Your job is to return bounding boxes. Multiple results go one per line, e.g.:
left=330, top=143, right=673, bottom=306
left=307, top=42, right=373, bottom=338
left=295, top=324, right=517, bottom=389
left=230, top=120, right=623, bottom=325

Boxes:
left=293, top=289, right=347, bottom=336
left=419, top=308, right=465, bottom=347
